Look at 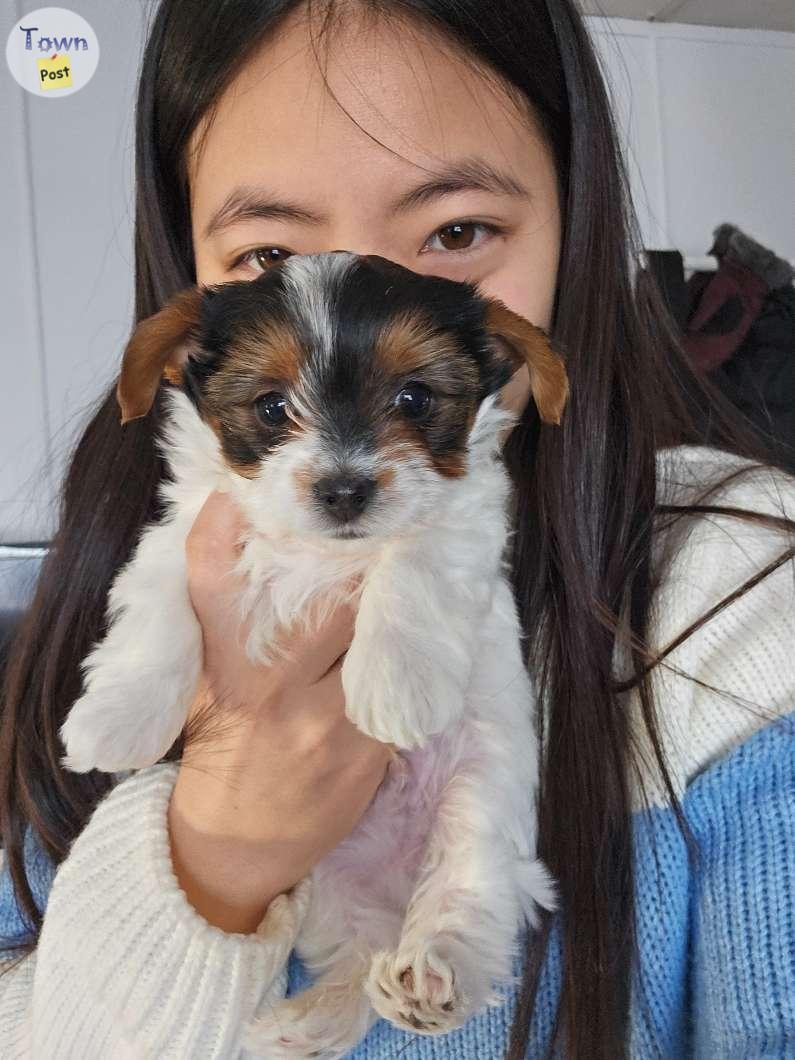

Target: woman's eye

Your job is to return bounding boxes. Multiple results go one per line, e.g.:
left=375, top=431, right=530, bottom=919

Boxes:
left=254, top=391, right=289, bottom=426
left=395, top=382, right=433, bottom=421
left=232, top=247, right=291, bottom=273
left=422, top=220, right=503, bottom=257
left=229, top=220, right=504, bottom=274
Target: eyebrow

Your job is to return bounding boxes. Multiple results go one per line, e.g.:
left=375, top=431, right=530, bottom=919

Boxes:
left=202, top=156, right=531, bottom=241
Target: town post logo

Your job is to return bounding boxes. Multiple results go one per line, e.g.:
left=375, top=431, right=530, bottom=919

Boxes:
left=37, top=53, right=73, bottom=90
left=6, top=8, right=99, bottom=98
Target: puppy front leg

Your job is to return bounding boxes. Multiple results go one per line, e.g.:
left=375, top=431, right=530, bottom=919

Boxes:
left=365, top=581, right=557, bottom=1035
left=59, top=512, right=204, bottom=773
left=341, top=539, right=491, bottom=751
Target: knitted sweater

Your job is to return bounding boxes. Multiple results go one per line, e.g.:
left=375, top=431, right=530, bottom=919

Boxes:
left=0, top=445, right=793, bottom=1058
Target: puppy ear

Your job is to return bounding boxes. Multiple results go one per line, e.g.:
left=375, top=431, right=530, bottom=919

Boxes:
left=116, top=286, right=205, bottom=425
left=483, top=300, right=569, bottom=425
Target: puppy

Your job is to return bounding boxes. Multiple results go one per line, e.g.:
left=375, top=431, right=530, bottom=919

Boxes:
left=60, top=251, right=568, bottom=1057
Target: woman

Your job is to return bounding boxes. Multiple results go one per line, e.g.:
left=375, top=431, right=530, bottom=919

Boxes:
left=1, top=0, right=793, bottom=1056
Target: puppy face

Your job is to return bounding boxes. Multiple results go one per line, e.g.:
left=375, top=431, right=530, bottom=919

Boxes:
left=118, top=251, right=568, bottom=539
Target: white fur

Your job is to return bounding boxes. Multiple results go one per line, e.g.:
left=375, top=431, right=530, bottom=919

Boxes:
left=60, top=385, right=556, bottom=1056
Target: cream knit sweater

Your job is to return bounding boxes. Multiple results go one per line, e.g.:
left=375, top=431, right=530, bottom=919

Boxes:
left=0, top=444, right=793, bottom=1058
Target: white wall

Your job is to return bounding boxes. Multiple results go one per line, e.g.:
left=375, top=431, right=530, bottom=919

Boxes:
left=1, top=0, right=148, bottom=542
left=588, top=18, right=795, bottom=266
left=1, top=7, right=794, bottom=541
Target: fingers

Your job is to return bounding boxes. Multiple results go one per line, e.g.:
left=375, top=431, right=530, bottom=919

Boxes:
left=186, top=491, right=246, bottom=567
left=300, top=600, right=358, bottom=687
left=186, top=492, right=250, bottom=622
left=185, top=489, right=360, bottom=686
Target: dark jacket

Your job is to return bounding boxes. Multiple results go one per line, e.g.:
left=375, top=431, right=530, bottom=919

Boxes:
left=705, top=283, right=795, bottom=472
left=641, top=226, right=795, bottom=473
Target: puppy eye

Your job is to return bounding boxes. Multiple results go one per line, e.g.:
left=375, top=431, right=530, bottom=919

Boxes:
left=254, top=391, right=289, bottom=426
left=395, top=382, right=433, bottom=421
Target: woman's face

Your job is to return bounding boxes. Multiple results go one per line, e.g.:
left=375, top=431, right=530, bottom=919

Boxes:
left=187, top=7, right=561, bottom=420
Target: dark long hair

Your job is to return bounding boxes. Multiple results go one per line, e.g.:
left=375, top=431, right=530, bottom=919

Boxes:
left=1, top=2, right=793, bottom=1057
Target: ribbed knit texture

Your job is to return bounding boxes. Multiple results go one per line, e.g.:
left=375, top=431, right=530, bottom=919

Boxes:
left=0, top=766, right=313, bottom=1059
left=0, top=445, right=793, bottom=1057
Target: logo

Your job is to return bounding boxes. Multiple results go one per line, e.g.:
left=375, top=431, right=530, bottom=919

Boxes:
left=6, top=7, right=99, bottom=97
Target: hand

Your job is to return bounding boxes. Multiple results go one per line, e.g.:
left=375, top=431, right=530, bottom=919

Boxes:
left=168, top=490, right=396, bottom=932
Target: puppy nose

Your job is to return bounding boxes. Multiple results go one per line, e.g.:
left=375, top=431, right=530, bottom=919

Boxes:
left=313, top=474, right=377, bottom=523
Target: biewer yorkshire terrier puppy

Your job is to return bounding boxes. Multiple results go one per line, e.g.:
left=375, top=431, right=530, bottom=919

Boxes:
left=60, top=250, right=569, bottom=1057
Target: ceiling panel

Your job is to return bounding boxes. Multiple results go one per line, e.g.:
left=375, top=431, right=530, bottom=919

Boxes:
left=578, top=1, right=795, bottom=33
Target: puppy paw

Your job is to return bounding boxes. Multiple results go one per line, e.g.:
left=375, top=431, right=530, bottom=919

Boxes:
left=60, top=672, right=192, bottom=774
left=241, top=1004, right=331, bottom=1060
left=342, top=630, right=465, bottom=750
left=364, top=944, right=471, bottom=1035
left=243, top=981, right=368, bottom=1060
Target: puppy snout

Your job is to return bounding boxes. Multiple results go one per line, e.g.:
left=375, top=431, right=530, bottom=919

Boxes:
left=313, top=474, right=377, bottom=523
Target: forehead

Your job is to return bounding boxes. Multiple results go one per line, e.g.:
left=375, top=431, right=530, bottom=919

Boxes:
left=187, top=6, right=543, bottom=242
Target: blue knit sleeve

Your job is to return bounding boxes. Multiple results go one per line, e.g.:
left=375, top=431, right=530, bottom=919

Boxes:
left=684, top=712, right=795, bottom=1058
left=0, top=826, right=55, bottom=955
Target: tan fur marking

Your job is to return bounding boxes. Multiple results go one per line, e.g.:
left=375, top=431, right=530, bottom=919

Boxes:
left=117, top=287, right=204, bottom=424
left=200, top=318, right=305, bottom=417
left=483, top=301, right=570, bottom=424
left=380, top=419, right=467, bottom=479
left=228, top=319, right=303, bottom=389
left=375, top=309, right=464, bottom=377
left=431, top=451, right=468, bottom=477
